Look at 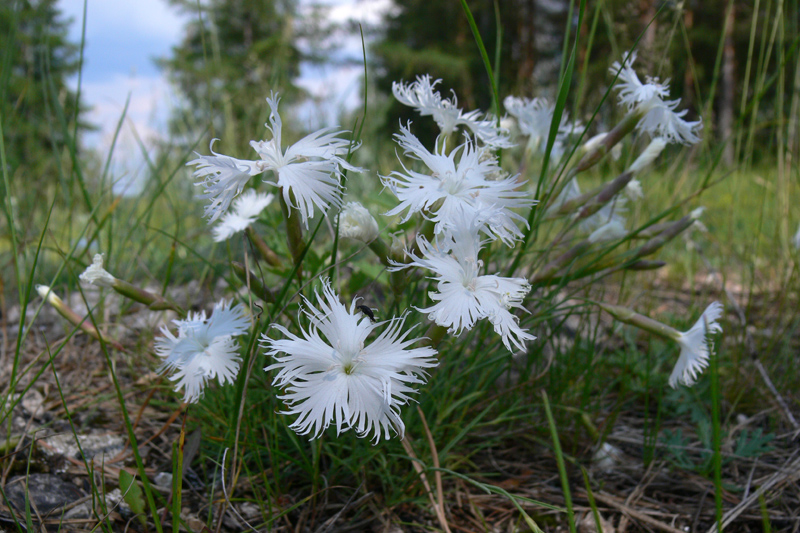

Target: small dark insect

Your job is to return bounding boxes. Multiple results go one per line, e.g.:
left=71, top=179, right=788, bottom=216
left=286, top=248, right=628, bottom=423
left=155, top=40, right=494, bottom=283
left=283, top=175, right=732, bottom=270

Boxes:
left=357, top=304, right=377, bottom=322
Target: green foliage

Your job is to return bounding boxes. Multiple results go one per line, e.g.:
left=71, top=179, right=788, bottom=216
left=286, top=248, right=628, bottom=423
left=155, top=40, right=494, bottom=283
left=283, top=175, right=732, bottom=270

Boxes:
left=118, top=470, right=146, bottom=526
left=0, top=0, right=86, bottom=200
left=2, top=0, right=798, bottom=530
left=660, top=386, right=775, bottom=476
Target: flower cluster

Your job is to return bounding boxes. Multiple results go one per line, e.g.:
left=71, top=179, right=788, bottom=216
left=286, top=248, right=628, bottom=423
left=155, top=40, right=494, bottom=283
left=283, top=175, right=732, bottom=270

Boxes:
left=98, top=47, right=718, bottom=446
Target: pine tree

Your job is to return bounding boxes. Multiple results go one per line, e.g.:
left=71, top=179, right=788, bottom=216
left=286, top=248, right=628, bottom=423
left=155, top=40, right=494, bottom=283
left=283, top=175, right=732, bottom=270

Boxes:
left=0, top=0, right=83, bottom=186
left=160, top=0, right=304, bottom=145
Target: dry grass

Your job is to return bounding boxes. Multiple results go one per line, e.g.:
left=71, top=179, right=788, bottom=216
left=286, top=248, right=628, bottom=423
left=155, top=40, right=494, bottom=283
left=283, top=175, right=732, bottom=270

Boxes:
left=0, top=272, right=798, bottom=532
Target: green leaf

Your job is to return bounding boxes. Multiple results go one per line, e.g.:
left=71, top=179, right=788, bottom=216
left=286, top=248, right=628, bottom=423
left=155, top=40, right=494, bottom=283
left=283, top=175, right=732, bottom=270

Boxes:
left=118, top=470, right=146, bottom=525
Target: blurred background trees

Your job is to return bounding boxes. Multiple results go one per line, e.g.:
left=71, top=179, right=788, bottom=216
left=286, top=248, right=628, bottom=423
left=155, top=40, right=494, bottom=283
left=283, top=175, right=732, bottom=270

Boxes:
left=3, top=0, right=796, bottom=179
left=159, top=0, right=304, bottom=148
left=370, top=0, right=796, bottom=167
left=0, top=0, right=85, bottom=189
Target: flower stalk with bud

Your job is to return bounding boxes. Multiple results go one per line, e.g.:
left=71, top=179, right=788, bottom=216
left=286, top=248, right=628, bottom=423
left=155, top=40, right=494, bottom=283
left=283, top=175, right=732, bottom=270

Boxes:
left=79, top=254, right=184, bottom=314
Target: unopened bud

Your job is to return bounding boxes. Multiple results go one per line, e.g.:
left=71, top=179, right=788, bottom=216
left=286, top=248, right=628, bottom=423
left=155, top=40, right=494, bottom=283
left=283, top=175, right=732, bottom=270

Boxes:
left=340, top=202, right=379, bottom=243
left=628, top=138, right=667, bottom=174
left=37, top=284, right=64, bottom=308
left=600, top=302, right=680, bottom=340
left=581, top=133, right=607, bottom=154
left=36, top=285, right=124, bottom=350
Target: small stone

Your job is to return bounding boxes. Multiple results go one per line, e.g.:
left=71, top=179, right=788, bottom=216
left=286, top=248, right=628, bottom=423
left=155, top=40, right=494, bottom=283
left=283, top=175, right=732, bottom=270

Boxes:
left=5, top=474, right=85, bottom=515
left=154, top=472, right=173, bottom=488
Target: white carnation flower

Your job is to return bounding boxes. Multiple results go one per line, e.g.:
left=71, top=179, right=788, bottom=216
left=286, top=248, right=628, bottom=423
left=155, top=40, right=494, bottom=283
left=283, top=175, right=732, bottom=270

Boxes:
left=610, top=52, right=702, bottom=145
left=392, top=213, right=536, bottom=352
left=188, top=93, right=362, bottom=226
left=155, top=300, right=250, bottom=403
left=503, top=95, right=581, bottom=157
left=262, top=279, right=438, bottom=442
left=669, top=302, right=723, bottom=388
left=213, top=189, right=274, bottom=242
left=393, top=75, right=512, bottom=148
left=381, top=124, right=534, bottom=245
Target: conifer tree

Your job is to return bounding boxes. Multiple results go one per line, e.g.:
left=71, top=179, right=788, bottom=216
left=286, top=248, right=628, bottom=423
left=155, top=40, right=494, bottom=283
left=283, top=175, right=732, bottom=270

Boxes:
left=0, top=0, right=83, bottom=187
left=160, top=0, right=304, bottom=143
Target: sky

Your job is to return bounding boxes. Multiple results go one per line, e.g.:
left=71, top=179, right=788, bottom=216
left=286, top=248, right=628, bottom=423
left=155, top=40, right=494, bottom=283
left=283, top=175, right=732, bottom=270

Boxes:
left=57, top=0, right=390, bottom=195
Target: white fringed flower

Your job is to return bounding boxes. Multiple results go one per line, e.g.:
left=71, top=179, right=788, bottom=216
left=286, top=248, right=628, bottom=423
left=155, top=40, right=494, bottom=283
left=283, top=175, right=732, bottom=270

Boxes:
left=392, top=214, right=536, bottom=352
left=392, top=75, right=512, bottom=148
left=503, top=95, right=581, bottom=157
left=610, top=52, right=702, bottom=145
left=79, top=254, right=116, bottom=288
left=262, top=279, right=438, bottom=443
left=212, top=189, right=274, bottom=242
left=339, top=201, right=379, bottom=243
left=155, top=300, right=250, bottom=403
left=382, top=124, right=534, bottom=245
left=187, top=93, right=362, bottom=226
left=669, top=302, right=723, bottom=388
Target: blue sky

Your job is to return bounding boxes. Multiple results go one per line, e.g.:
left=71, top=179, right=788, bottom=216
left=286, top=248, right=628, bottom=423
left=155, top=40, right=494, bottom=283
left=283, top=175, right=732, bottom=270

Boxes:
left=57, top=0, right=390, bottom=194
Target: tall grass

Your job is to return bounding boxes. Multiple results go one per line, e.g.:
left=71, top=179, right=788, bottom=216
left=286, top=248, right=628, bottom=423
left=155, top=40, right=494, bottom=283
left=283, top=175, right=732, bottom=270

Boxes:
left=0, top=0, right=798, bottom=531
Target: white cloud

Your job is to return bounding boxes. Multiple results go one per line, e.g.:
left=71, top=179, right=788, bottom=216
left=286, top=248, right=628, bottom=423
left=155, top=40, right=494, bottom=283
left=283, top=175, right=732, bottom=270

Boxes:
left=327, top=0, right=397, bottom=26
left=296, top=63, right=364, bottom=129
left=79, top=74, right=176, bottom=196
left=56, top=0, right=385, bottom=194
left=59, top=0, right=186, bottom=42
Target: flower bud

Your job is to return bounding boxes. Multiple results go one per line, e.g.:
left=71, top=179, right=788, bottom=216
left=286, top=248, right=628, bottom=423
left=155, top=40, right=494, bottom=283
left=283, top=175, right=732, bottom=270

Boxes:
left=339, top=201, right=379, bottom=244
left=36, top=285, right=124, bottom=350
left=628, top=137, right=667, bottom=174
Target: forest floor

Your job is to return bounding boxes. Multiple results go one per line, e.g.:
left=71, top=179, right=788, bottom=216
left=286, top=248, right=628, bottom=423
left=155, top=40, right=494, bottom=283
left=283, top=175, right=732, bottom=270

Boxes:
left=0, top=272, right=798, bottom=533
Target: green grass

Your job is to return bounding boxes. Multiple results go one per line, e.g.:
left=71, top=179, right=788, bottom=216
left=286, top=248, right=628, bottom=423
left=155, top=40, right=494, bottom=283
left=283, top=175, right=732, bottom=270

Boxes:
left=1, top=0, right=799, bottom=531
